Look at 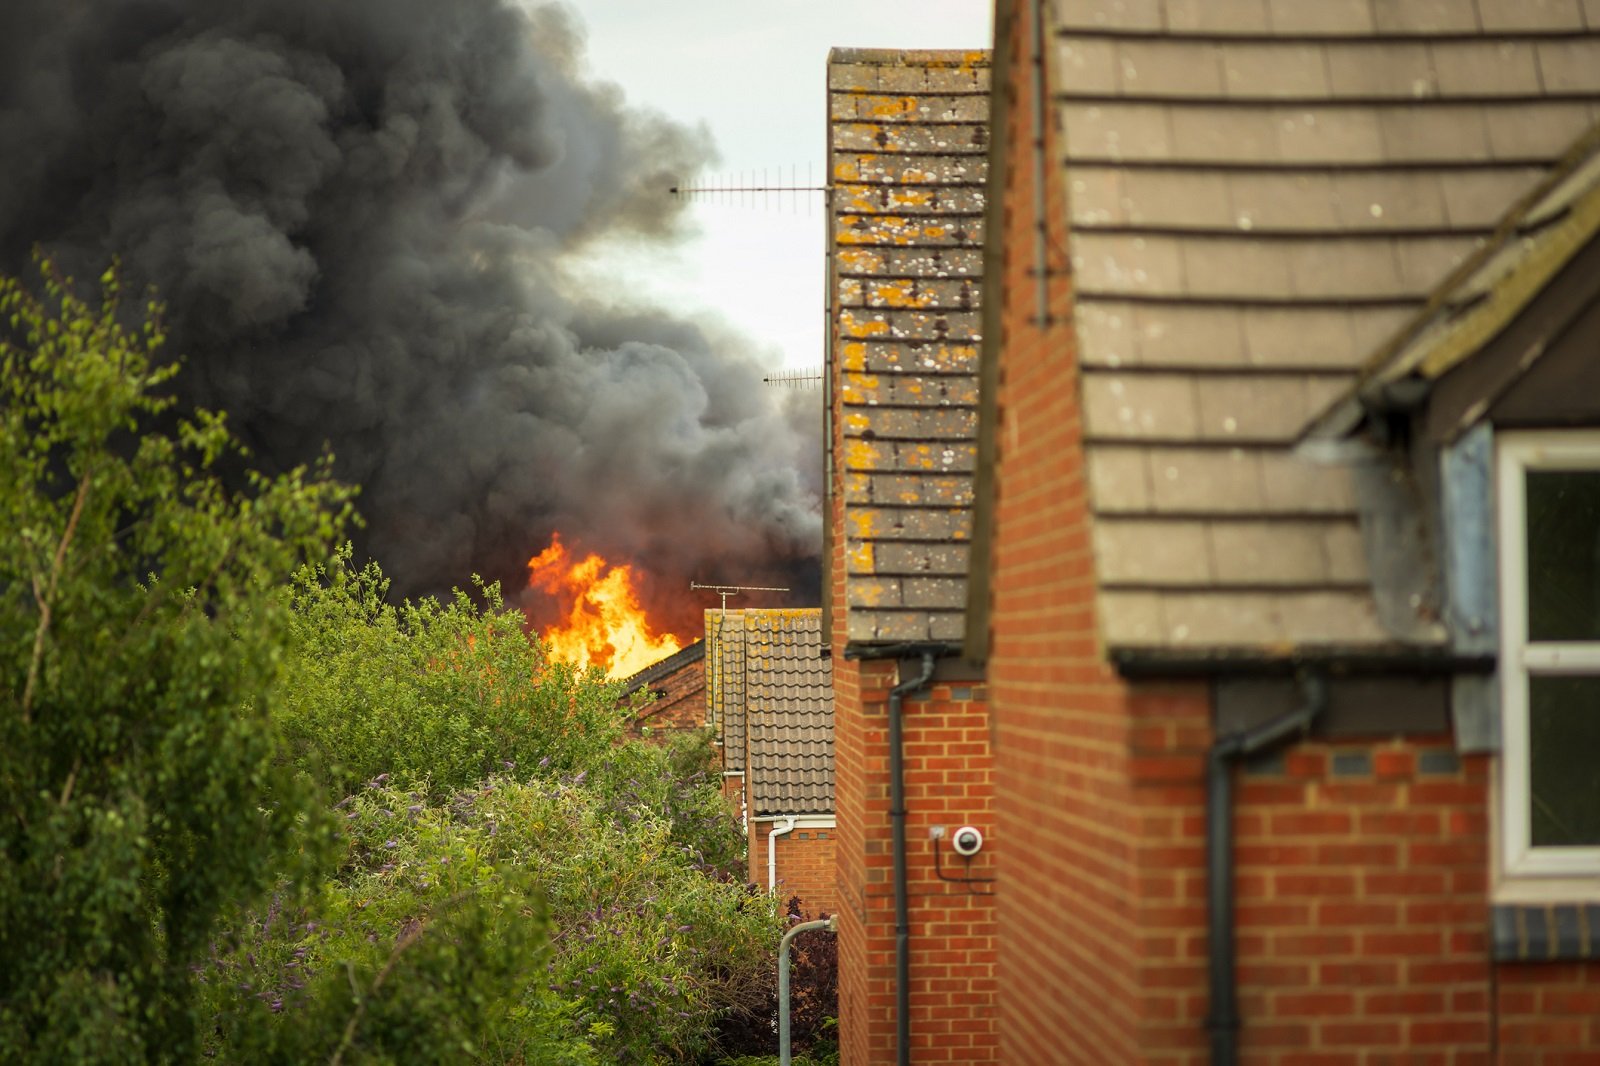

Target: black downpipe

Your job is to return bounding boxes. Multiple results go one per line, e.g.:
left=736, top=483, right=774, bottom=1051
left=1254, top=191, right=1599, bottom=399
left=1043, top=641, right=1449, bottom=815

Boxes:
left=1205, top=673, right=1328, bottom=1066
left=844, top=643, right=952, bottom=1066
left=889, top=651, right=936, bottom=1066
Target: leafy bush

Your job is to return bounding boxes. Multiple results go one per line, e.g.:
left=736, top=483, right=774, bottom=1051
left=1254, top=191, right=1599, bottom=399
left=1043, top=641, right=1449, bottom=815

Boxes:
left=0, top=260, right=353, bottom=1061
left=276, top=548, right=627, bottom=801
left=714, top=898, right=839, bottom=1062
left=587, top=731, right=749, bottom=883
left=209, top=773, right=778, bottom=1063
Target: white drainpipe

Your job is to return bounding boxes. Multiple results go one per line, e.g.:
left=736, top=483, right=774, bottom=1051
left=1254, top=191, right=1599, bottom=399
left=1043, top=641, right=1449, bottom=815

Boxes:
left=767, top=816, right=797, bottom=892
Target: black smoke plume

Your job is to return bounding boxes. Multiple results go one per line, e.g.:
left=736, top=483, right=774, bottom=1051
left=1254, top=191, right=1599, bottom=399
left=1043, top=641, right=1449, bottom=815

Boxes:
left=0, top=0, right=822, bottom=634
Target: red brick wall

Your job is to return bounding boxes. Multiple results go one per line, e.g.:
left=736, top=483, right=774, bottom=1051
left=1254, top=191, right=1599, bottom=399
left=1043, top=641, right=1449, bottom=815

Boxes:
left=745, top=826, right=839, bottom=917
left=831, top=658, right=872, bottom=1066
left=1117, top=723, right=1501, bottom=1064
left=1498, top=963, right=1600, bottom=1064
left=832, top=658, right=999, bottom=1065
left=984, top=1, right=1144, bottom=1061
left=626, top=656, right=705, bottom=740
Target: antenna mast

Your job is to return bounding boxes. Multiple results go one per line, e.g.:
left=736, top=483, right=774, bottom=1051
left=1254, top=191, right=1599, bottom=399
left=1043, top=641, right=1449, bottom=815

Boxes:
left=690, top=581, right=791, bottom=611
left=670, top=165, right=829, bottom=215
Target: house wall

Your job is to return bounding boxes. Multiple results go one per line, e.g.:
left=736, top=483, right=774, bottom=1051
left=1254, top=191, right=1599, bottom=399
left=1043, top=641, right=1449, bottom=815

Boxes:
left=746, top=824, right=839, bottom=917
left=626, top=656, right=705, bottom=740
left=1498, top=962, right=1600, bottom=1063
left=832, top=657, right=999, bottom=1065
left=985, top=0, right=1146, bottom=1057
left=984, top=5, right=1600, bottom=1063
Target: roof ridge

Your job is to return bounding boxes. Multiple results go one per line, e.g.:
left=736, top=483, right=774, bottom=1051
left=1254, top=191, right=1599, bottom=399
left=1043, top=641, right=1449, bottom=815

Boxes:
left=619, top=640, right=706, bottom=695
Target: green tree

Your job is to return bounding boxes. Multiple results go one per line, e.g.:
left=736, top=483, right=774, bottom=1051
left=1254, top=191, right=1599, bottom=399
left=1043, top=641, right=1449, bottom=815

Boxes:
left=208, top=773, right=775, bottom=1064
left=0, top=259, right=355, bottom=1062
left=275, top=550, right=629, bottom=802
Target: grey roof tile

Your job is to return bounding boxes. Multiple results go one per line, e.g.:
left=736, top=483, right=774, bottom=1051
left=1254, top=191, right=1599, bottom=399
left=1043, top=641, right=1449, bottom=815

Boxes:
left=1478, top=0, right=1587, bottom=32
left=1370, top=0, right=1480, bottom=34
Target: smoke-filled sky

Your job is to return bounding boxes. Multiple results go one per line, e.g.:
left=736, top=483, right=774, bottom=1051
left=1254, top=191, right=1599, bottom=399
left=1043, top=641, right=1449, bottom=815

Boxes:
left=0, top=0, right=873, bottom=631
left=572, top=1, right=994, bottom=374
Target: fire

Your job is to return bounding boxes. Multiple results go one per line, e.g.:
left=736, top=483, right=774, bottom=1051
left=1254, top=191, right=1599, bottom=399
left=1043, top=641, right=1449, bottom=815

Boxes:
left=526, top=534, right=683, bottom=679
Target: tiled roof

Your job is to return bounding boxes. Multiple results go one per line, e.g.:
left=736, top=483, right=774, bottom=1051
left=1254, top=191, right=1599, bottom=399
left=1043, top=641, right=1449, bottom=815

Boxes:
left=744, top=610, right=834, bottom=816
left=829, top=48, right=991, bottom=645
left=1307, top=126, right=1600, bottom=444
left=706, top=610, right=747, bottom=771
left=619, top=640, right=705, bottom=697
left=705, top=608, right=834, bottom=815
left=1050, top=0, right=1600, bottom=653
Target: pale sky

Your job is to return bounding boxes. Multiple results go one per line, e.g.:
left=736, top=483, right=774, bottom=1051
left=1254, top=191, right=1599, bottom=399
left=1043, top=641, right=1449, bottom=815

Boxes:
left=561, top=2, right=995, bottom=369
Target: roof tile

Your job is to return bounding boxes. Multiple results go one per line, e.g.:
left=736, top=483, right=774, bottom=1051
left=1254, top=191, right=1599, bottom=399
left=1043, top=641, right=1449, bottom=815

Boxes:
left=1221, top=43, right=1333, bottom=99
left=1478, top=0, right=1587, bottom=32
left=1434, top=42, right=1543, bottom=97
left=1370, top=0, right=1480, bottom=34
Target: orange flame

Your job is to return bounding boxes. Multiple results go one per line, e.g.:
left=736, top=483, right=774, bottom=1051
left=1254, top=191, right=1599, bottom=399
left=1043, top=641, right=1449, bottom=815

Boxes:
left=527, top=534, right=683, bottom=679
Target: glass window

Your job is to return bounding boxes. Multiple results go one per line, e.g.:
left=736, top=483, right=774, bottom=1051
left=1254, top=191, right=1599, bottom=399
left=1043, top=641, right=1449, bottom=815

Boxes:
left=1528, top=675, right=1600, bottom=847
left=1497, top=433, right=1600, bottom=887
left=1526, top=470, right=1600, bottom=641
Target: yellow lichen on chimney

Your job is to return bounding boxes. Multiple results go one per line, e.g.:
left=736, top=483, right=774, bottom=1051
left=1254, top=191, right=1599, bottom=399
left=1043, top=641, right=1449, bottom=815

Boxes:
left=836, top=250, right=885, bottom=275
left=840, top=342, right=867, bottom=372
left=870, top=280, right=929, bottom=308
left=843, top=438, right=880, bottom=471
left=847, top=510, right=881, bottom=538
left=848, top=541, right=874, bottom=574
left=866, top=95, right=918, bottom=117
left=840, top=312, right=889, bottom=338
left=843, top=412, right=870, bottom=434
left=840, top=373, right=881, bottom=403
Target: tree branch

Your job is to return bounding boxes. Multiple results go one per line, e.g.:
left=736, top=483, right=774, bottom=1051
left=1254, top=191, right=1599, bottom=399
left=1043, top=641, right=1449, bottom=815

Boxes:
left=22, top=467, right=92, bottom=723
left=327, top=919, right=426, bottom=1066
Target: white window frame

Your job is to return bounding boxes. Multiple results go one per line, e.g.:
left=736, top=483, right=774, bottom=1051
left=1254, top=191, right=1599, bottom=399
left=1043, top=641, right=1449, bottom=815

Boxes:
left=1496, top=430, right=1600, bottom=890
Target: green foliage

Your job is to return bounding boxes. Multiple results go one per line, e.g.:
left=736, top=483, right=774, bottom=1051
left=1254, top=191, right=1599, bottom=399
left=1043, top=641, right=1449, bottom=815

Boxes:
left=0, top=258, right=354, bottom=1060
left=0, top=254, right=785, bottom=1064
left=586, top=731, right=749, bottom=882
left=276, top=549, right=627, bottom=801
left=210, top=774, right=778, bottom=1064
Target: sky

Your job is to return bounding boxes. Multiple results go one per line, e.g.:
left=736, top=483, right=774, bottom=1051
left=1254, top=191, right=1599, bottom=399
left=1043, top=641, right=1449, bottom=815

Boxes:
left=562, top=1, right=995, bottom=370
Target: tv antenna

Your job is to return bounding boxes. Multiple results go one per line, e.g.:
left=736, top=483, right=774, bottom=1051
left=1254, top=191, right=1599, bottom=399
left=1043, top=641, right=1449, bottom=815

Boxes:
left=670, top=165, right=829, bottom=215
left=690, top=581, right=791, bottom=611
left=763, top=367, right=824, bottom=390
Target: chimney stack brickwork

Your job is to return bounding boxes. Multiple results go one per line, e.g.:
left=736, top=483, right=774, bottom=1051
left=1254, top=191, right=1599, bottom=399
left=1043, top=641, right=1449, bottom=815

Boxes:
left=828, top=48, right=999, bottom=1065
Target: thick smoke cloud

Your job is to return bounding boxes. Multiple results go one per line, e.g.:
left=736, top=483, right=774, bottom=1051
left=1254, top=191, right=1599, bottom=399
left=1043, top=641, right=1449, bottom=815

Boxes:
left=0, top=0, right=822, bottom=632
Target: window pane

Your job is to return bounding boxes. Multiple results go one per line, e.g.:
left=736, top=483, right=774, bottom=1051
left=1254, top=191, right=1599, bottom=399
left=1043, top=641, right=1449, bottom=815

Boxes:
left=1529, top=675, right=1600, bottom=847
left=1526, top=470, right=1600, bottom=641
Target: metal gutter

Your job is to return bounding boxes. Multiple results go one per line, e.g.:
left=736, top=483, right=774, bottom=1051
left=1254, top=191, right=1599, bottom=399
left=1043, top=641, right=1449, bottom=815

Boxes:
left=1110, top=646, right=1494, bottom=679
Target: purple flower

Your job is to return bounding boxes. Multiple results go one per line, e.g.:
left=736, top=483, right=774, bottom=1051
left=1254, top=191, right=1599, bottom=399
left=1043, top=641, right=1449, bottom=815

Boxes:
left=384, top=839, right=398, bottom=849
